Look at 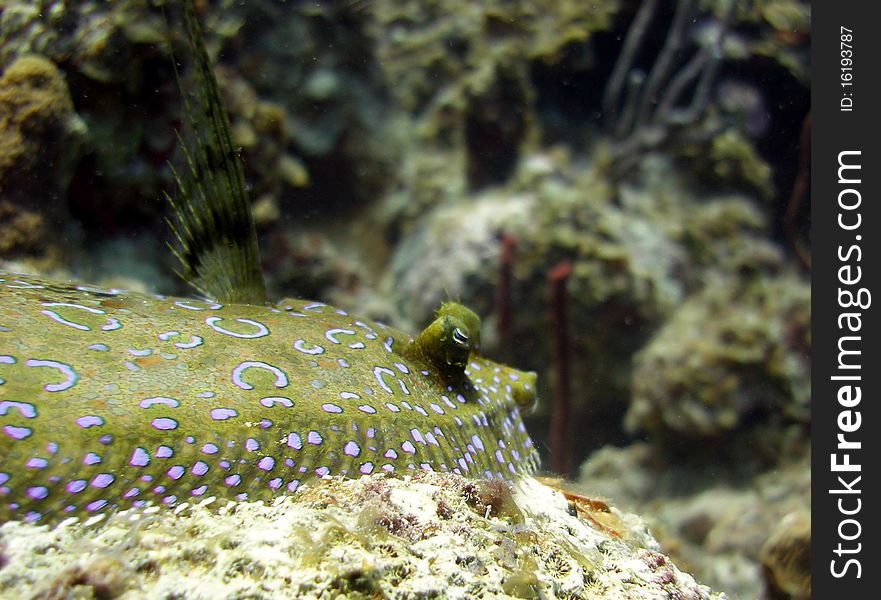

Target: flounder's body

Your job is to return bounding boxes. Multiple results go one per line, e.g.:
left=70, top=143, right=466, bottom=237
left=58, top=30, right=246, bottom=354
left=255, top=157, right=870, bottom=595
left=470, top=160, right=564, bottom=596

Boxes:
left=0, top=272, right=539, bottom=524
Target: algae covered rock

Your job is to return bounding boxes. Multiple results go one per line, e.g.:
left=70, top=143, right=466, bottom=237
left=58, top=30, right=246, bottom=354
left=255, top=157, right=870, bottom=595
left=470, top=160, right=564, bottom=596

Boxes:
left=0, top=472, right=725, bottom=599
left=625, top=269, right=810, bottom=440
left=577, top=442, right=809, bottom=599
left=0, top=55, right=85, bottom=266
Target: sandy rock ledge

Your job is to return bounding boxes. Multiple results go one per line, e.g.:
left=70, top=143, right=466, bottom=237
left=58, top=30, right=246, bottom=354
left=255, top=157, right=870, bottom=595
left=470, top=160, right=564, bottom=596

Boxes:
left=0, top=473, right=724, bottom=599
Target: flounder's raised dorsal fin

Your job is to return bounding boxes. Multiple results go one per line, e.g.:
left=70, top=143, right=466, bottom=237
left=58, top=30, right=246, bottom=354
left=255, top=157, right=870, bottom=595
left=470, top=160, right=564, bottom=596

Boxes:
left=166, top=0, right=267, bottom=305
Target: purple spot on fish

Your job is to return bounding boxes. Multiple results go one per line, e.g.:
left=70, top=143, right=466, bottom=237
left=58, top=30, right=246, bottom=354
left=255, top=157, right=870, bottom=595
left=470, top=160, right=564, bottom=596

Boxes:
left=98, top=434, right=113, bottom=445
left=495, top=450, right=505, bottom=464
left=411, top=429, right=425, bottom=444
left=321, top=403, right=343, bottom=414
left=167, top=466, right=185, bottom=480
left=0, top=401, right=37, bottom=419
left=425, top=432, right=439, bottom=447
left=26, top=457, right=48, bottom=469
left=385, top=402, right=400, bottom=413
left=384, top=449, right=398, bottom=459
left=205, top=316, right=269, bottom=338
left=307, top=431, right=323, bottom=445
left=231, top=360, right=288, bottom=390
left=91, top=473, right=114, bottom=488
left=430, top=403, right=445, bottom=415
left=46, top=442, right=58, bottom=454
left=156, top=445, right=174, bottom=459
left=359, top=462, right=374, bottom=474
left=75, top=415, right=104, bottom=428
left=340, top=391, right=360, bottom=400
left=83, top=452, right=101, bottom=465
left=315, top=466, right=330, bottom=478
left=219, top=460, right=231, bottom=470
left=128, top=447, right=150, bottom=467
left=25, top=359, right=78, bottom=392
left=471, top=434, right=485, bottom=452
left=191, top=485, right=208, bottom=496
left=211, top=408, right=237, bottom=421
left=401, top=441, right=416, bottom=454
left=260, top=396, right=293, bottom=408
left=358, top=404, right=377, bottom=414
left=343, top=441, right=361, bottom=457
left=27, top=486, right=48, bottom=500
left=258, top=456, right=275, bottom=471
left=245, top=438, right=259, bottom=451
left=192, top=461, right=209, bottom=476
left=67, top=480, right=87, bottom=493
left=124, top=488, right=140, bottom=499
left=286, top=433, right=302, bottom=450
left=140, top=396, right=180, bottom=409
left=293, top=339, right=325, bottom=355
left=86, top=499, right=107, bottom=512
left=324, top=327, right=355, bottom=344
left=101, top=318, right=121, bottom=331
left=152, top=418, right=177, bottom=431
left=0, top=473, right=8, bottom=486
left=224, top=474, right=241, bottom=487
left=373, top=366, right=395, bottom=394
left=3, top=425, right=32, bottom=440
left=269, top=478, right=282, bottom=490
left=287, top=480, right=300, bottom=493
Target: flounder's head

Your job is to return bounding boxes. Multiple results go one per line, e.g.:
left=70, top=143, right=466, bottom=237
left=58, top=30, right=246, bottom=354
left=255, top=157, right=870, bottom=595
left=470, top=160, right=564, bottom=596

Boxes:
left=406, top=302, right=538, bottom=413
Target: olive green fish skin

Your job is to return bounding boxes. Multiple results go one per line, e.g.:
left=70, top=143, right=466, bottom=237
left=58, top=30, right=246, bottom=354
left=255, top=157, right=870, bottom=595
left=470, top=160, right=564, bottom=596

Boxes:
left=0, top=271, right=539, bottom=525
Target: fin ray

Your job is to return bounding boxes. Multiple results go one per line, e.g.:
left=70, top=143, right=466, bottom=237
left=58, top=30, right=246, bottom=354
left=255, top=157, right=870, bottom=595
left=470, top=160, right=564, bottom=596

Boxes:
left=167, top=1, right=267, bottom=305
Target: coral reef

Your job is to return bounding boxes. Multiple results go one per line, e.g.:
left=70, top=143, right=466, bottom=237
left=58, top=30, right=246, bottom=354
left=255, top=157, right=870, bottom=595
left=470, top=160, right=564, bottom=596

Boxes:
left=625, top=268, right=810, bottom=441
left=0, top=55, right=84, bottom=266
left=577, top=442, right=809, bottom=599
left=0, top=1, right=812, bottom=597
left=0, top=473, right=724, bottom=599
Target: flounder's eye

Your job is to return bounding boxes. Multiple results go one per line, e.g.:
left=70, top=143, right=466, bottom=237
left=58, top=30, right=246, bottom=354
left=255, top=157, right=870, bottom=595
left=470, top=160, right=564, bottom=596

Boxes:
left=438, top=316, right=471, bottom=368
left=452, top=327, right=469, bottom=347
left=404, top=302, right=480, bottom=375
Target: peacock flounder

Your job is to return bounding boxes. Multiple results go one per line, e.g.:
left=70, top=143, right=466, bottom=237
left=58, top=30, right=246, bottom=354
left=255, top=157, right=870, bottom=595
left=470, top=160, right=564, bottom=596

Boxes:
left=0, top=275, right=539, bottom=525
left=0, top=2, right=539, bottom=525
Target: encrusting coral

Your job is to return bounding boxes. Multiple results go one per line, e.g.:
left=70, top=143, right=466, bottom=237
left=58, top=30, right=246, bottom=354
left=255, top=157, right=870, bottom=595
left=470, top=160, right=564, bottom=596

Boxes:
left=0, top=55, right=84, bottom=265
left=0, top=473, right=725, bottom=599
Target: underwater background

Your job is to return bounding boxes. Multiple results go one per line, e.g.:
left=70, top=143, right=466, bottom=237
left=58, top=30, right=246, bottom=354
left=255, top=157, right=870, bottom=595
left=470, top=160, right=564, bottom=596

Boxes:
left=1, top=0, right=809, bottom=598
